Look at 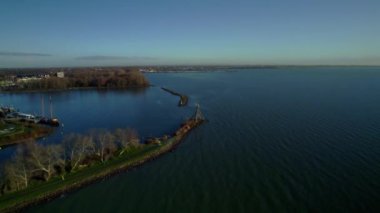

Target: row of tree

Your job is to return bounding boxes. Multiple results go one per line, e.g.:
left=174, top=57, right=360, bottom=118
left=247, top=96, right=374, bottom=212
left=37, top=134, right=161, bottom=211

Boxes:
left=6, top=68, right=150, bottom=91
left=0, top=128, right=140, bottom=195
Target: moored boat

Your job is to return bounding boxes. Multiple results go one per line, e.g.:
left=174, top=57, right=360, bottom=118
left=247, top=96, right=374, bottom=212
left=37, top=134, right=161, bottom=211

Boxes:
left=47, top=118, right=60, bottom=127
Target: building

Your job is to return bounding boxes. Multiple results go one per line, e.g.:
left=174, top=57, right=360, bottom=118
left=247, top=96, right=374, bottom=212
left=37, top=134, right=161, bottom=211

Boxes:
left=16, top=77, right=41, bottom=83
left=16, top=112, right=35, bottom=120
left=56, top=72, right=65, bottom=78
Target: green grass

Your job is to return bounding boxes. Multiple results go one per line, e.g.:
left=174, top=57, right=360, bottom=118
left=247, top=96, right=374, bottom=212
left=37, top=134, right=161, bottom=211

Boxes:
left=0, top=135, right=182, bottom=212
left=0, top=125, right=24, bottom=136
left=0, top=122, right=53, bottom=147
left=0, top=123, right=26, bottom=142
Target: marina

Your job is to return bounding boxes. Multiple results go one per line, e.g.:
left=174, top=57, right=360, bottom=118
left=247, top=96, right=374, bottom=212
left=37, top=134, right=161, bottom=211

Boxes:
left=1, top=96, right=60, bottom=127
left=0, top=96, right=60, bottom=147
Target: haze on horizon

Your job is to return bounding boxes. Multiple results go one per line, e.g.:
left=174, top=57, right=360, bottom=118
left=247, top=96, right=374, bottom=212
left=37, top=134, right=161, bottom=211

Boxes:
left=0, top=0, right=379, bottom=68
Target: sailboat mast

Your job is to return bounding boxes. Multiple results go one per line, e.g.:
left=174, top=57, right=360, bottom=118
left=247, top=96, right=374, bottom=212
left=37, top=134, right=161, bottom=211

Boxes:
left=50, top=96, right=53, bottom=118
left=41, top=96, right=45, bottom=117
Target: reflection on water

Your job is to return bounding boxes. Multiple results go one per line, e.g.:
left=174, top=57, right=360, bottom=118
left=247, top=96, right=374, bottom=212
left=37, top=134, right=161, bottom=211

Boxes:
left=2, top=67, right=380, bottom=212
left=0, top=87, right=191, bottom=162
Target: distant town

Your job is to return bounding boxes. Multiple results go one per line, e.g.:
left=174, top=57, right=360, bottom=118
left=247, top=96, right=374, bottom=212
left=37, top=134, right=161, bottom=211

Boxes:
left=0, top=65, right=276, bottom=88
left=0, top=67, right=149, bottom=91
left=1, top=65, right=376, bottom=91
left=0, top=71, right=64, bottom=89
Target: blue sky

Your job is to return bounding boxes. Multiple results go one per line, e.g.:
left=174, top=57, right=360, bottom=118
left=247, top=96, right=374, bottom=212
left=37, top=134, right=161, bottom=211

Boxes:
left=0, top=0, right=379, bottom=67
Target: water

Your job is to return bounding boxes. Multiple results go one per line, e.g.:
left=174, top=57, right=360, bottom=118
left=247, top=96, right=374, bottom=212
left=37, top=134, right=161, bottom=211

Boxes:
left=2, top=67, right=380, bottom=212
left=0, top=87, right=191, bottom=161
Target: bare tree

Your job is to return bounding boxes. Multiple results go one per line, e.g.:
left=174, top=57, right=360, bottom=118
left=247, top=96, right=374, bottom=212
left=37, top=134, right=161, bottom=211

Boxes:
left=127, top=129, right=140, bottom=148
left=3, top=145, right=30, bottom=191
left=91, top=129, right=117, bottom=162
left=1, top=143, right=35, bottom=192
left=63, top=133, right=95, bottom=171
left=0, top=126, right=143, bottom=195
left=26, top=143, right=63, bottom=181
left=115, top=128, right=140, bottom=156
left=103, top=132, right=117, bottom=161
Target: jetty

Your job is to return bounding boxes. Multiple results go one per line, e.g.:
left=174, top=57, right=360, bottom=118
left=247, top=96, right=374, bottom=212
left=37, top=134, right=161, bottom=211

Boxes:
left=161, top=87, right=189, bottom=106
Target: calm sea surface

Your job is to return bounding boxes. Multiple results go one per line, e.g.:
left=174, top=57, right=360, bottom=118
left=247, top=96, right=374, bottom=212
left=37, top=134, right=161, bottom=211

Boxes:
left=1, top=67, right=380, bottom=212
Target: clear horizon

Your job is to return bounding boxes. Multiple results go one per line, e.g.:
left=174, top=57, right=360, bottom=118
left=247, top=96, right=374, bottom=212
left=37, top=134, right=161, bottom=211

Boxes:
left=1, top=0, right=379, bottom=68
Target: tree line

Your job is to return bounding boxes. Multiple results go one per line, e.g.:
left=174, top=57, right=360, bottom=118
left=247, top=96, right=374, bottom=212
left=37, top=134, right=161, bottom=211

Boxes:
left=4, top=68, right=150, bottom=91
left=0, top=128, right=140, bottom=195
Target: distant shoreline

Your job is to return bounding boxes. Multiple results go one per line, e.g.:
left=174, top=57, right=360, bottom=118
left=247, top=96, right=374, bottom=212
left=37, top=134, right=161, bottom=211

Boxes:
left=0, top=68, right=150, bottom=92
left=0, top=65, right=379, bottom=71
left=0, top=85, right=149, bottom=93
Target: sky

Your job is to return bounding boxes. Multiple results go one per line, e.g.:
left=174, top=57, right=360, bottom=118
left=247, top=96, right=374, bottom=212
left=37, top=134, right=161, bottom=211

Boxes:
left=0, top=0, right=379, bottom=67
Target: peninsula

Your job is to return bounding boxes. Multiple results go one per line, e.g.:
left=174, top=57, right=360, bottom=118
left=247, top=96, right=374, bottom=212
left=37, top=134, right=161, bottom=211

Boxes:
left=0, top=121, right=53, bottom=148
left=0, top=106, right=205, bottom=213
left=0, top=104, right=59, bottom=148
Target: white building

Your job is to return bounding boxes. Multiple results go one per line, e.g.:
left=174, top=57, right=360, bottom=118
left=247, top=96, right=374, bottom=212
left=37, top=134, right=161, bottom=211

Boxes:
left=56, top=72, right=65, bottom=78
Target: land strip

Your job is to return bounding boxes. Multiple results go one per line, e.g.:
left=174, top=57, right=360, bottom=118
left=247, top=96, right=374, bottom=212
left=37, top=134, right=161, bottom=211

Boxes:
left=161, top=87, right=189, bottom=106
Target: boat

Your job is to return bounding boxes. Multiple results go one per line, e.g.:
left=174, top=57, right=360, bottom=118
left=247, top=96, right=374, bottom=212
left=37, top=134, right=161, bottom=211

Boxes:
left=47, top=118, right=60, bottom=127
left=38, top=96, right=60, bottom=127
left=47, top=96, right=60, bottom=127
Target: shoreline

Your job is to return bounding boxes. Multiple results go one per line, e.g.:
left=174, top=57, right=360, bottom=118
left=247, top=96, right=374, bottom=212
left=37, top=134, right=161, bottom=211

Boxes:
left=0, top=118, right=204, bottom=213
left=0, top=122, right=54, bottom=148
left=0, top=85, right=149, bottom=94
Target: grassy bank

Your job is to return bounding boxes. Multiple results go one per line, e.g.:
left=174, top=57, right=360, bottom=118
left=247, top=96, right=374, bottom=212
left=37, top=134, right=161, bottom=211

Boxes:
left=0, top=130, right=190, bottom=212
left=0, top=121, right=53, bottom=147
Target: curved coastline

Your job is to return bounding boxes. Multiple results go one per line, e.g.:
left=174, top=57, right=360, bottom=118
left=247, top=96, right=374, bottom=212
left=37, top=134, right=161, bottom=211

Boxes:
left=0, top=118, right=203, bottom=213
